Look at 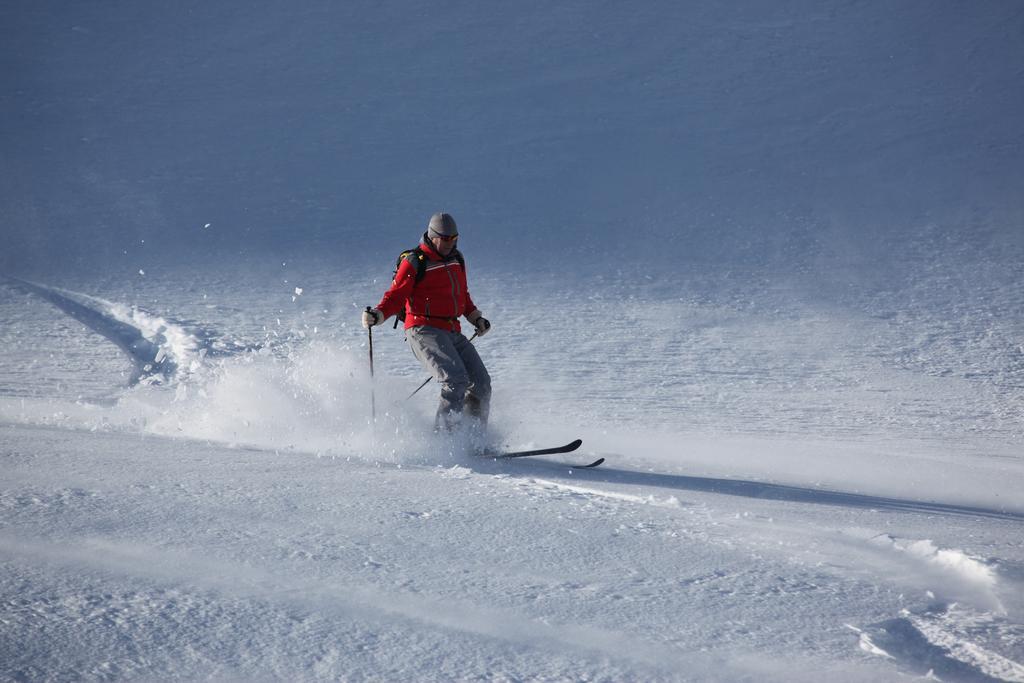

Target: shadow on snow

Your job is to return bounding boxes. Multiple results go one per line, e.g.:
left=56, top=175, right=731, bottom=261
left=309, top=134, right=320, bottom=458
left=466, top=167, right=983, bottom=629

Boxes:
left=481, top=459, right=1024, bottom=523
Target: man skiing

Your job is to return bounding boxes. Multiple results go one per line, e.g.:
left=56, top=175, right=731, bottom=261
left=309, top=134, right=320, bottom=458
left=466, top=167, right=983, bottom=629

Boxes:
left=362, top=212, right=492, bottom=433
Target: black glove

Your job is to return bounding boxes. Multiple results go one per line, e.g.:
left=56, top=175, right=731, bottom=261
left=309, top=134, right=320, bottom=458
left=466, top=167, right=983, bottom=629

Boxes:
left=468, top=310, right=491, bottom=337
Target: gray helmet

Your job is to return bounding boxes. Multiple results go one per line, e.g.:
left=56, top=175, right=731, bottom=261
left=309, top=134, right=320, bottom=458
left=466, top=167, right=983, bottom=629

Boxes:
left=428, top=212, right=458, bottom=237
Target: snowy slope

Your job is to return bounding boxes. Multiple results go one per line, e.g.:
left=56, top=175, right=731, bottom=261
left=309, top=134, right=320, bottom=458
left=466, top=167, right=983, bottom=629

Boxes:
left=3, top=420, right=1023, bottom=682
left=2, top=271, right=1023, bottom=681
left=2, top=0, right=1024, bottom=681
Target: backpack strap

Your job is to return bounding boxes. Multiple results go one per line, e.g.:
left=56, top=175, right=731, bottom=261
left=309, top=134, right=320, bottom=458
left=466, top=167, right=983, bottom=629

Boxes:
left=392, top=248, right=426, bottom=328
left=397, top=247, right=428, bottom=282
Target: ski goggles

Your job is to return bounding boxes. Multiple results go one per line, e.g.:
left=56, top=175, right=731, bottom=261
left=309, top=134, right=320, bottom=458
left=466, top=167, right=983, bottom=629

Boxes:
left=429, top=229, right=458, bottom=242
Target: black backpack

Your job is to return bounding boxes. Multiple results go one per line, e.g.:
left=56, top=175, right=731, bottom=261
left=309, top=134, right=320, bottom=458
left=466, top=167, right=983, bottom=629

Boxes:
left=392, top=247, right=465, bottom=325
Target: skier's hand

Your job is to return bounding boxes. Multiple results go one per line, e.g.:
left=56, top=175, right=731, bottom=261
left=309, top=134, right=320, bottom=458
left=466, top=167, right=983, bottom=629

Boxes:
left=468, top=310, right=491, bottom=337
left=362, top=308, right=384, bottom=328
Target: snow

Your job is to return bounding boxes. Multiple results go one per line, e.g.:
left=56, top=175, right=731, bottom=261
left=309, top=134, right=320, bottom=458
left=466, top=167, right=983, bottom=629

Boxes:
left=2, top=0, right=1023, bottom=680
left=2, top=274, right=1022, bottom=680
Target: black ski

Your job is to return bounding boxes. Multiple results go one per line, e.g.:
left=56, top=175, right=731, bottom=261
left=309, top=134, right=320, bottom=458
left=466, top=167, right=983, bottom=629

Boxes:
left=477, top=439, right=603, bottom=467
left=480, top=438, right=582, bottom=459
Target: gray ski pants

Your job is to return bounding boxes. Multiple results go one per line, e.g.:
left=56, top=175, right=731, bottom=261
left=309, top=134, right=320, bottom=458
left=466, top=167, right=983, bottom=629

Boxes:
left=406, top=325, right=491, bottom=430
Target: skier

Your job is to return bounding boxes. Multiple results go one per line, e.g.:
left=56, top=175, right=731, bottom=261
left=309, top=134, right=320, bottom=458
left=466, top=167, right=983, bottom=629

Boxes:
left=362, top=212, right=492, bottom=433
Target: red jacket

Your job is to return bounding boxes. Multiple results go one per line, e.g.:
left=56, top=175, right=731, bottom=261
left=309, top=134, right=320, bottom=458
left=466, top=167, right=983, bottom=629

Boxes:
left=376, top=238, right=478, bottom=333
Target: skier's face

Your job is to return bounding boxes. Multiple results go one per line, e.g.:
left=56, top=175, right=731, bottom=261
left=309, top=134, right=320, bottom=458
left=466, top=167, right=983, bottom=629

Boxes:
left=430, top=232, right=457, bottom=256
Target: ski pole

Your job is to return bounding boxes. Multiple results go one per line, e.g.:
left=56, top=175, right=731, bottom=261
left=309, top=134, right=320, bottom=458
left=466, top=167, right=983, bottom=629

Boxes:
left=366, top=306, right=376, bottom=422
left=407, top=331, right=478, bottom=400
